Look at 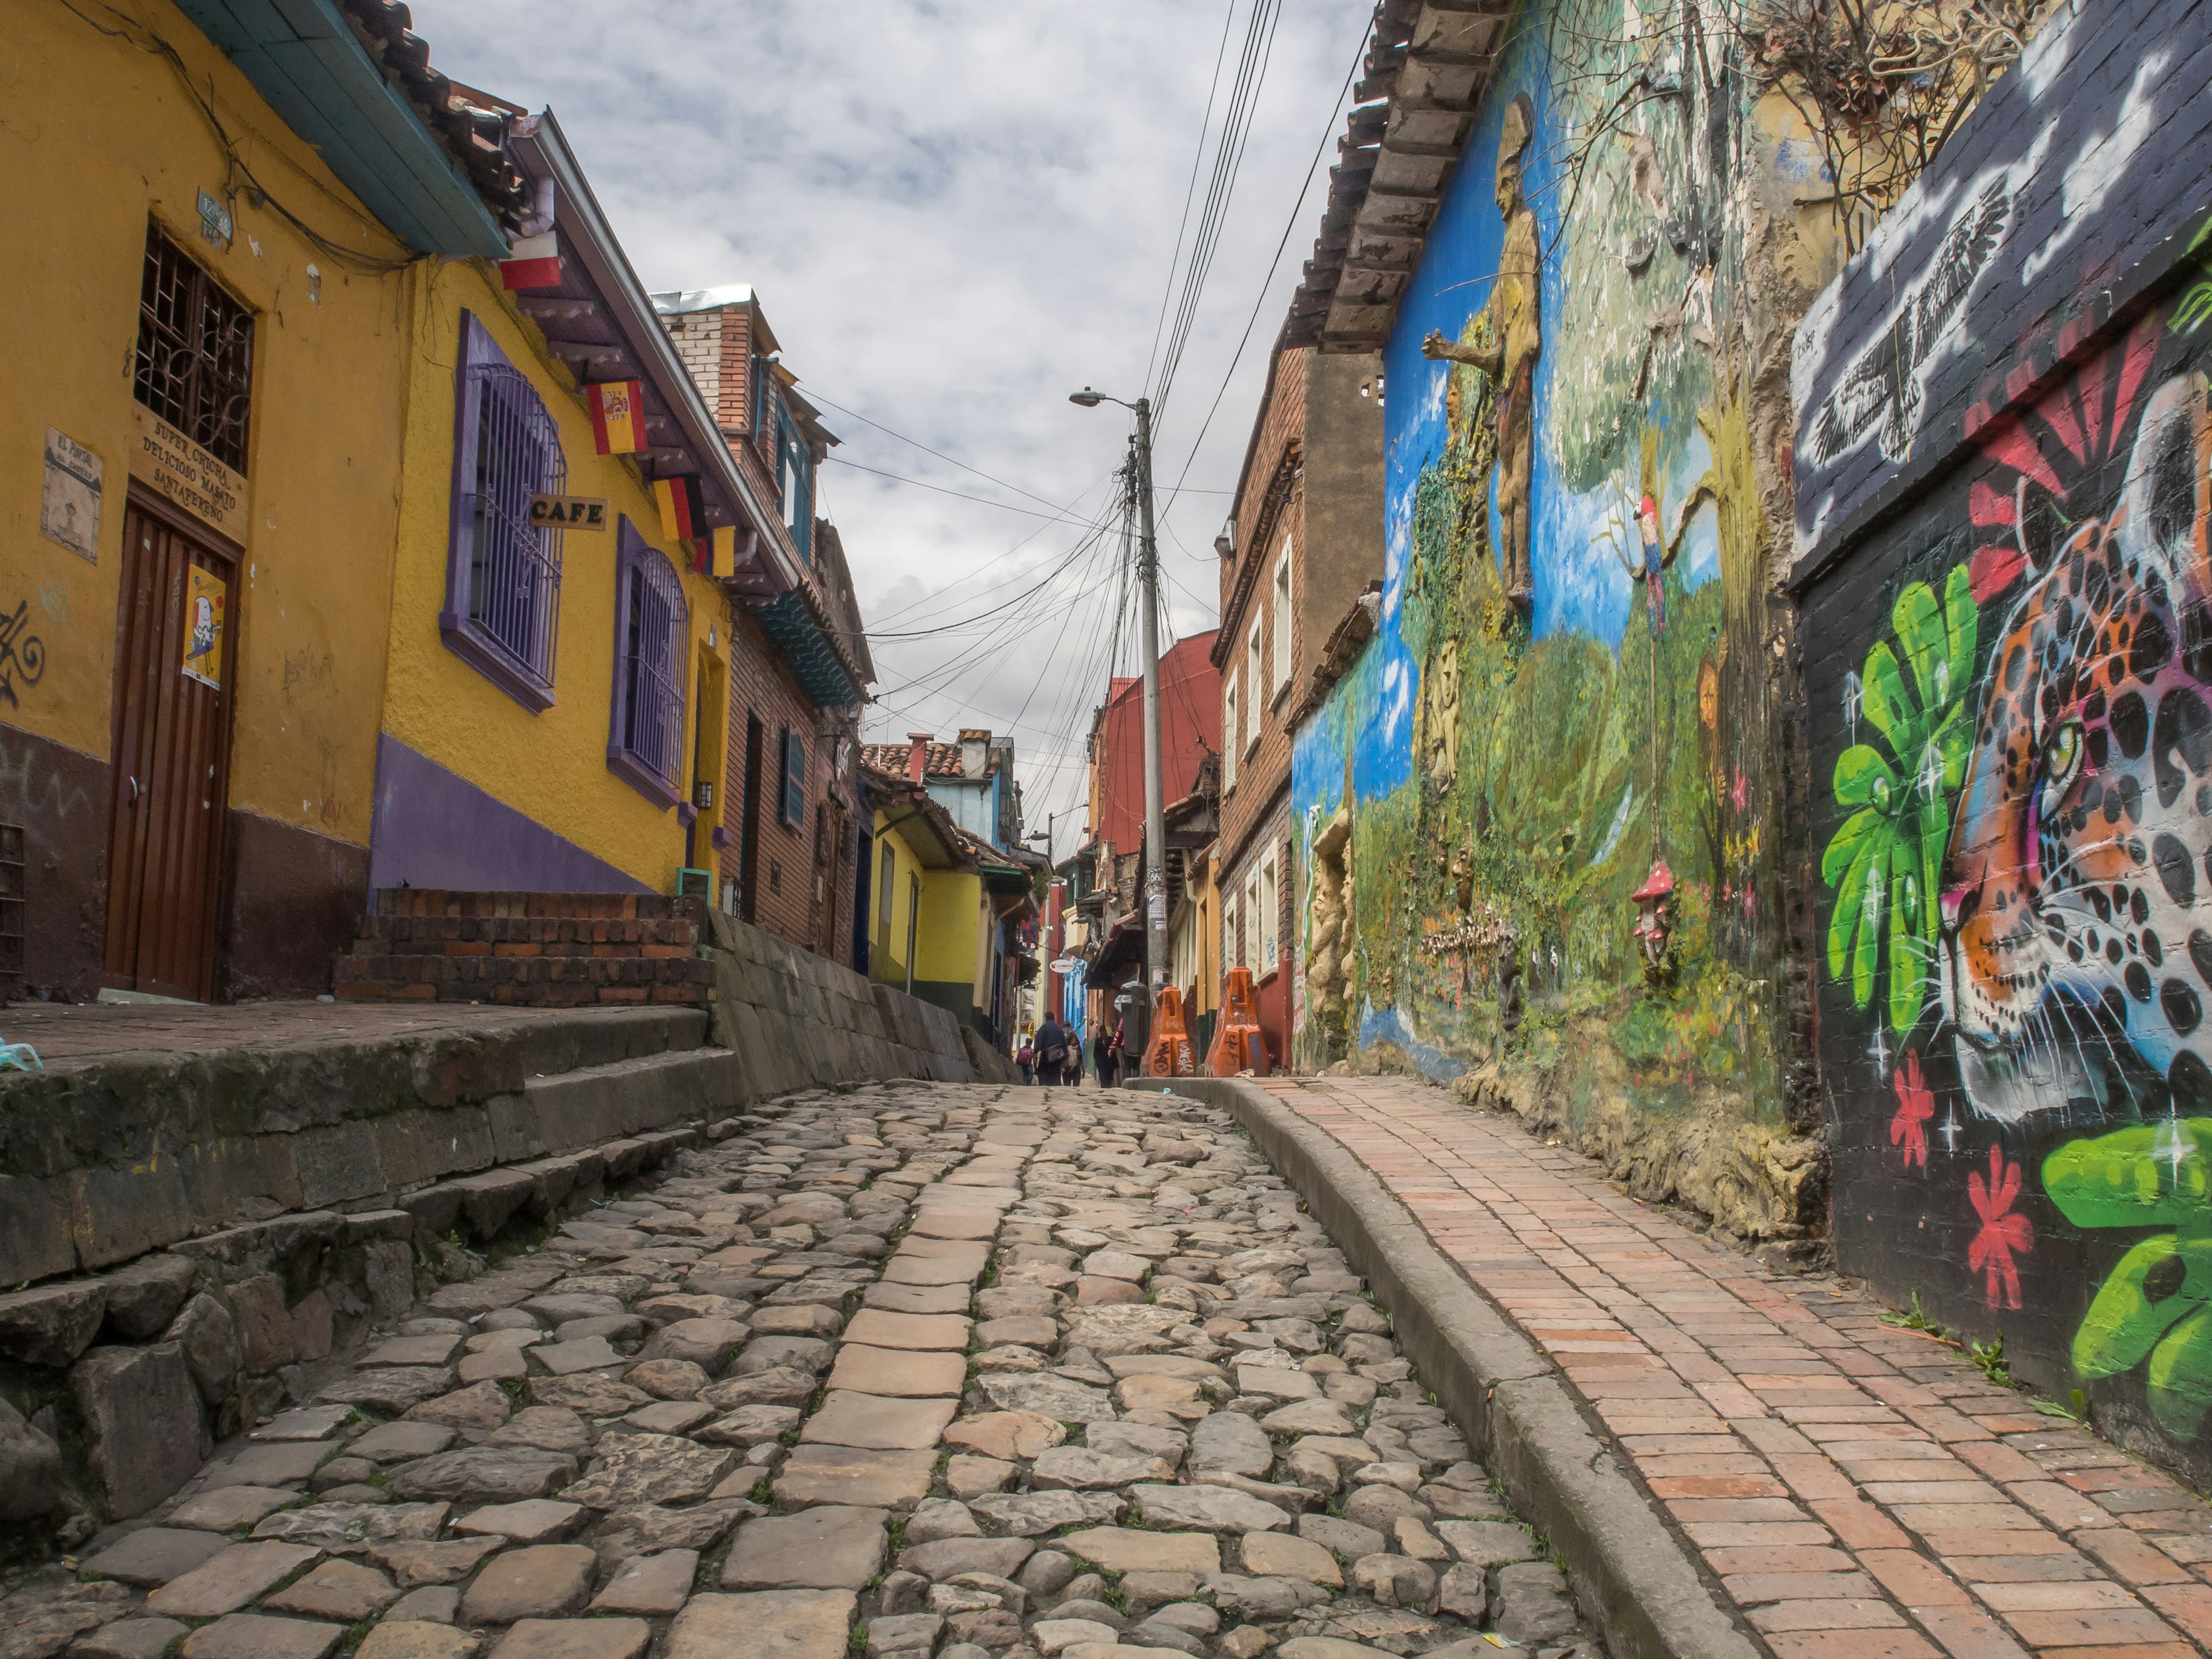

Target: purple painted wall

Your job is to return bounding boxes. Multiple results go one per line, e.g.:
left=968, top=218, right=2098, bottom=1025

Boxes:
left=369, top=733, right=650, bottom=895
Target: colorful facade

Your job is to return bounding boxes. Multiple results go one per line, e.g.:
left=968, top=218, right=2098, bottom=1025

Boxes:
left=2, top=0, right=519, bottom=1002
left=1795, top=0, right=2212, bottom=1481
left=2, top=0, right=869, bottom=1006
left=1275, top=0, right=1848, bottom=1237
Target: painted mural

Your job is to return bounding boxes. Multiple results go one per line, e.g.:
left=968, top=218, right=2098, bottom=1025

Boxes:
left=1290, top=0, right=1832, bottom=1240
left=1799, top=0, right=2212, bottom=1479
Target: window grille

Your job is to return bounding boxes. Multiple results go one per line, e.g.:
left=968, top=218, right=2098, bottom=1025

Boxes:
left=442, top=314, right=565, bottom=707
left=608, top=519, right=689, bottom=805
left=134, top=222, right=255, bottom=474
left=464, top=361, right=565, bottom=683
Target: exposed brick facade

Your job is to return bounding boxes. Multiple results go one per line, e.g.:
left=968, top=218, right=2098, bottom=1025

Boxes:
left=661, top=293, right=865, bottom=972
left=718, top=601, right=838, bottom=953
left=1215, top=343, right=1384, bottom=1064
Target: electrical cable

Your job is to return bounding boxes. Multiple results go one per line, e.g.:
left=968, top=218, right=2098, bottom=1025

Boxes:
left=1159, top=12, right=1368, bottom=526
left=825, top=455, right=1105, bottom=527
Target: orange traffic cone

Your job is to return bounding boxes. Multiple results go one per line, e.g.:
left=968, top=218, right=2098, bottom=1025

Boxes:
left=1143, top=986, right=1196, bottom=1077
left=1205, top=967, right=1268, bottom=1076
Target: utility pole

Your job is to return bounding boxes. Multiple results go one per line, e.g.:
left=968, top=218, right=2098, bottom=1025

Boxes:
left=1132, top=398, right=1168, bottom=1000
left=1070, top=387, right=1170, bottom=1054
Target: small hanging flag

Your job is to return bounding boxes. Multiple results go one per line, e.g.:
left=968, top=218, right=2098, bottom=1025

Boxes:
left=499, top=231, right=562, bottom=290
left=654, top=474, right=704, bottom=545
left=586, top=380, right=646, bottom=456
left=702, top=525, right=738, bottom=579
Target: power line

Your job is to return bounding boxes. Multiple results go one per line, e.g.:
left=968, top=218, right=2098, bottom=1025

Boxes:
left=805, top=390, right=1070, bottom=515
left=825, top=454, right=1104, bottom=527
left=1161, top=9, right=1368, bottom=524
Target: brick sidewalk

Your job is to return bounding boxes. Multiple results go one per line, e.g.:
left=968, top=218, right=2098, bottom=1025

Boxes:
left=1259, top=1074, right=2212, bottom=1658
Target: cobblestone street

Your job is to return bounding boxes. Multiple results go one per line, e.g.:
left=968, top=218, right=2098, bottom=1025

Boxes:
left=4, top=1082, right=1594, bottom=1659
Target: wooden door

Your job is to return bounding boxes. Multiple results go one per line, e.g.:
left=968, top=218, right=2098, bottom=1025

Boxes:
left=105, top=499, right=234, bottom=999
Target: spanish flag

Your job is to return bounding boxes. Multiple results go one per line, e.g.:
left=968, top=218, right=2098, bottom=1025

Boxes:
left=499, top=232, right=562, bottom=290
left=586, top=380, right=646, bottom=456
left=654, top=474, right=704, bottom=546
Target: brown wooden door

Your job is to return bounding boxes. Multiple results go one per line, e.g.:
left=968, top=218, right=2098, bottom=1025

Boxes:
left=105, top=499, right=235, bottom=1000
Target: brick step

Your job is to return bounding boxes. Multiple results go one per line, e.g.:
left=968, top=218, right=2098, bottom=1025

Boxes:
left=335, top=889, right=715, bottom=1006
left=350, top=922, right=701, bottom=952
left=372, top=887, right=704, bottom=922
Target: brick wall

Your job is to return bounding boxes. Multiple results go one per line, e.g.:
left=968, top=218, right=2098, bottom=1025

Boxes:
left=334, top=890, right=713, bottom=1005
left=1219, top=349, right=1309, bottom=884
left=719, top=603, right=828, bottom=952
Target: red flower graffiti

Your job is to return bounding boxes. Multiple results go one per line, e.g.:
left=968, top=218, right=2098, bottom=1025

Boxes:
left=1967, top=1144, right=2033, bottom=1309
left=1890, top=1051, right=1933, bottom=1168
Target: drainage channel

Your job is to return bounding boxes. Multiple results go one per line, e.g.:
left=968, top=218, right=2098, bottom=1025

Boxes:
left=8, top=1080, right=1601, bottom=1659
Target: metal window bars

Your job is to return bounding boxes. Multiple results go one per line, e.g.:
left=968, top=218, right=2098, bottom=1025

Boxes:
left=134, top=224, right=255, bottom=474
left=464, top=363, right=565, bottom=687
left=620, top=550, right=687, bottom=792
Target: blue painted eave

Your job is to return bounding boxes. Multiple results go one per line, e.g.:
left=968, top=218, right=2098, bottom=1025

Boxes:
left=751, top=590, right=863, bottom=710
left=176, top=0, right=510, bottom=257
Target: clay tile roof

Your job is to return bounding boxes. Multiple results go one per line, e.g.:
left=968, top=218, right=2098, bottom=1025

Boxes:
left=332, top=0, right=531, bottom=230
left=858, top=742, right=998, bottom=781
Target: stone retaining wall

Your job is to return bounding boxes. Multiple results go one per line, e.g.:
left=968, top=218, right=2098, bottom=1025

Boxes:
left=0, top=1008, right=713, bottom=1287
left=700, top=909, right=1020, bottom=1092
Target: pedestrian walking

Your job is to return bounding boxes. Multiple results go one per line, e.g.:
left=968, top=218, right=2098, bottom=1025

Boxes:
left=1093, top=1021, right=1119, bottom=1089
left=1016, top=1026, right=1036, bottom=1086
left=1033, top=1014, right=1073, bottom=1086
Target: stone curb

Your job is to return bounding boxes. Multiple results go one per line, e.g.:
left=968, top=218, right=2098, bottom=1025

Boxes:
left=1156, top=1075, right=1765, bottom=1659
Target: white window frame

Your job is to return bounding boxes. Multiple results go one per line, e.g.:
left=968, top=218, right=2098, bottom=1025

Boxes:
left=1272, top=542, right=1293, bottom=700
left=1245, top=868, right=1262, bottom=972
left=1245, top=618, right=1264, bottom=753
left=1222, top=672, right=1239, bottom=791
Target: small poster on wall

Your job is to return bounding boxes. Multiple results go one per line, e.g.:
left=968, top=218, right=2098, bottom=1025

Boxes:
left=40, top=429, right=103, bottom=561
left=182, top=566, right=225, bottom=689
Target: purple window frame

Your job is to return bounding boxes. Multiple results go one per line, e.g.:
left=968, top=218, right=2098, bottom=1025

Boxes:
left=441, top=311, right=565, bottom=711
left=607, top=516, right=690, bottom=807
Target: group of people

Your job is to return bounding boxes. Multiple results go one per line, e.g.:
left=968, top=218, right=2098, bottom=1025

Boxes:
left=1018, top=1014, right=1124, bottom=1089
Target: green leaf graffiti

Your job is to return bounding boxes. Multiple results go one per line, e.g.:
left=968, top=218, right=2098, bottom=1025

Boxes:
left=1822, top=564, right=1978, bottom=1031
left=2046, top=1120, right=2212, bottom=1440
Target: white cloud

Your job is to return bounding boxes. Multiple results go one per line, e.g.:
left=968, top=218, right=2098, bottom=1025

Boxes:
left=426, top=0, right=1362, bottom=854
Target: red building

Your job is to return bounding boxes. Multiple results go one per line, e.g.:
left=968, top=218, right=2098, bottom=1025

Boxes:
left=1078, top=632, right=1219, bottom=1034
left=1085, top=635, right=1221, bottom=859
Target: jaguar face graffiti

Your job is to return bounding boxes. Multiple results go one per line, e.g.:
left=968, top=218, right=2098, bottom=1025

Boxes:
left=1940, top=374, right=2212, bottom=1122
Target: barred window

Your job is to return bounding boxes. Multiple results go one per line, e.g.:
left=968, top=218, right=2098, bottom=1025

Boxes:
left=607, top=518, right=689, bottom=806
left=441, top=313, right=564, bottom=707
left=134, top=222, right=254, bottom=474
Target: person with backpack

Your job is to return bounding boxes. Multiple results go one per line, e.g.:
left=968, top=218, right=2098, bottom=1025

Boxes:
left=1016, top=1027, right=1037, bottom=1086
left=1033, top=1014, right=1072, bottom=1086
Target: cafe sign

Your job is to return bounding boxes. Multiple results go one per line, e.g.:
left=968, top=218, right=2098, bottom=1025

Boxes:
left=130, top=405, right=248, bottom=544
left=529, top=494, right=611, bottom=530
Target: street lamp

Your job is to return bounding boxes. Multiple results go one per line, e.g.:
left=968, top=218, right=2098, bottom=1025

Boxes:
left=1068, top=385, right=1169, bottom=1022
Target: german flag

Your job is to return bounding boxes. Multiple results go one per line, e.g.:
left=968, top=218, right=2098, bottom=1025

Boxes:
left=654, top=474, right=704, bottom=546
left=586, top=380, right=646, bottom=455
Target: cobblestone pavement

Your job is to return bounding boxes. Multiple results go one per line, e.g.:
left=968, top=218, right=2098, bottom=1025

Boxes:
left=1255, top=1074, right=2212, bottom=1659
left=5, top=1081, right=1599, bottom=1659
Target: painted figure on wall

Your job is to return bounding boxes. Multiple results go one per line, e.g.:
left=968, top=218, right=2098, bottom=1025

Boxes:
left=1423, top=93, right=1540, bottom=611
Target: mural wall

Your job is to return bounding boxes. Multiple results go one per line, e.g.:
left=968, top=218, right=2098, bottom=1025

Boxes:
left=1797, top=0, right=2212, bottom=1478
left=1289, top=0, right=1840, bottom=1241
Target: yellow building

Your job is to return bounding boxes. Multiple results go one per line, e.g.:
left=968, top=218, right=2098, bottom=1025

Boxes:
left=862, top=765, right=1037, bottom=1044
left=366, top=112, right=801, bottom=904
left=0, top=0, right=521, bottom=1001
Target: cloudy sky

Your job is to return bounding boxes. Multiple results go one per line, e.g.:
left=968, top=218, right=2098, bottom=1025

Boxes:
left=428, top=1, right=1366, bottom=859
